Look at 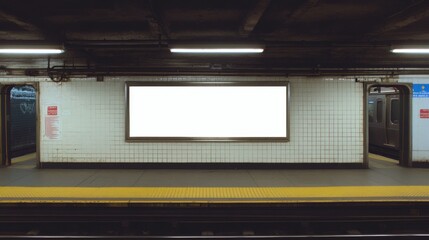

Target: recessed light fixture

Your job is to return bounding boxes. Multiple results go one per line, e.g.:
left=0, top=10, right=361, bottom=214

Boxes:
left=170, top=48, right=264, bottom=53
left=0, top=48, right=64, bottom=54
left=391, top=48, right=429, bottom=54
left=169, top=43, right=265, bottom=54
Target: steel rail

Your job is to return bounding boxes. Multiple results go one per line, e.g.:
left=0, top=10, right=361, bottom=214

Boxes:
left=1, top=233, right=429, bottom=239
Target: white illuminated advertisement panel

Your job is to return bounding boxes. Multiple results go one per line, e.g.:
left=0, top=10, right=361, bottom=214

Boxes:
left=128, top=84, right=288, bottom=140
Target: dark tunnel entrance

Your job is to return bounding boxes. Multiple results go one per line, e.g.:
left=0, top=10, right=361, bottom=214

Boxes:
left=1, top=85, right=37, bottom=167
left=365, top=83, right=412, bottom=167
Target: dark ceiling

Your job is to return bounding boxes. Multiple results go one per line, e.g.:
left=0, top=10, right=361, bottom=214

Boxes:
left=1, top=0, right=429, bottom=75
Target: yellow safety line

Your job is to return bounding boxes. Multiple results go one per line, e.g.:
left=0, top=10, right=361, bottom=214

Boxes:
left=11, top=153, right=36, bottom=164
left=1, top=199, right=429, bottom=204
left=1, top=186, right=429, bottom=203
left=369, top=153, right=398, bottom=163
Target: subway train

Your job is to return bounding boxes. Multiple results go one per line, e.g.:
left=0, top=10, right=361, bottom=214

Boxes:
left=368, top=88, right=400, bottom=160
left=7, top=86, right=36, bottom=158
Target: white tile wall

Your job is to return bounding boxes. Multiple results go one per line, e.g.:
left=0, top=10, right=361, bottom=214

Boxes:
left=1, top=76, right=364, bottom=163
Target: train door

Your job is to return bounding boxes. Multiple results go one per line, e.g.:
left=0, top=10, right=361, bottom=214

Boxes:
left=0, top=84, right=38, bottom=168
left=386, top=95, right=400, bottom=148
left=368, top=95, right=387, bottom=151
left=366, top=84, right=412, bottom=167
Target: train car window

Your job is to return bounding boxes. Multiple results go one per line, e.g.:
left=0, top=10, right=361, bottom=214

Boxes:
left=368, top=101, right=375, bottom=123
left=126, top=81, right=289, bottom=141
left=391, top=99, right=400, bottom=124
left=376, top=100, right=383, bottom=123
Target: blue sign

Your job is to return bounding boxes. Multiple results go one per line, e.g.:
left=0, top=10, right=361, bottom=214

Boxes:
left=413, top=84, right=429, bottom=98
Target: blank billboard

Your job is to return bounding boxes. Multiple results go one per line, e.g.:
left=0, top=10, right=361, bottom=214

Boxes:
left=127, top=82, right=288, bottom=141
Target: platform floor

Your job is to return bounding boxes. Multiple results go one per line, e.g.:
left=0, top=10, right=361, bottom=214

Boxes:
left=1, top=154, right=429, bottom=203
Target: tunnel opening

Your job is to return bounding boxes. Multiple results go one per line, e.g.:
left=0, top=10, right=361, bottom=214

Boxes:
left=1, top=85, right=38, bottom=167
left=365, top=83, right=412, bottom=167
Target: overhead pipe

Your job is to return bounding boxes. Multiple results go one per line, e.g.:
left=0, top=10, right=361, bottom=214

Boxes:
left=41, top=65, right=429, bottom=78
left=3, top=65, right=429, bottom=78
left=1, top=66, right=429, bottom=78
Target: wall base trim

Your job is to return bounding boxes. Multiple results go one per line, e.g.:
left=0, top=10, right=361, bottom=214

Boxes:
left=411, top=162, right=429, bottom=168
left=40, top=162, right=366, bottom=169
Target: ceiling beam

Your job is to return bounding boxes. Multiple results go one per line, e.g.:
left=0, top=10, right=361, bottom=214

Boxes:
left=287, top=0, right=320, bottom=22
left=0, top=9, right=44, bottom=37
left=370, top=1, right=429, bottom=35
left=0, top=4, right=61, bottom=42
left=146, top=16, right=162, bottom=36
left=0, top=5, right=100, bottom=66
left=239, top=0, right=271, bottom=36
left=147, top=0, right=170, bottom=39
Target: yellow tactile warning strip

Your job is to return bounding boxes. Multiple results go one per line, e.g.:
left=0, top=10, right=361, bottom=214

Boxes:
left=369, top=153, right=398, bottom=163
left=11, top=152, right=36, bottom=164
left=1, top=186, right=429, bottom=203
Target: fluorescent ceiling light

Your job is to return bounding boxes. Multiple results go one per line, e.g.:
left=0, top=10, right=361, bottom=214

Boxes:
left=0, top=49, right=64, bottom=54
left=391, top=48, right=429, bottom=54
left=170, top=48, right=264, bottom=53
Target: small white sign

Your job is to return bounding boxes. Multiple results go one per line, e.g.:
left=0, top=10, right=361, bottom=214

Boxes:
left=45, top=116, right=61, bottom=140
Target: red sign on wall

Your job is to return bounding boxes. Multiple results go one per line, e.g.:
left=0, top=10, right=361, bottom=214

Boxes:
left=47, top=106, right=58, bottom=116
left=420, top=109, right=429, bottom=118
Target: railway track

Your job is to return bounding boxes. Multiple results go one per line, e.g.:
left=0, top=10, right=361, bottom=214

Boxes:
left=1, top=203, right=429, bottom=239
left=1, top=234, right=429, bottom=239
